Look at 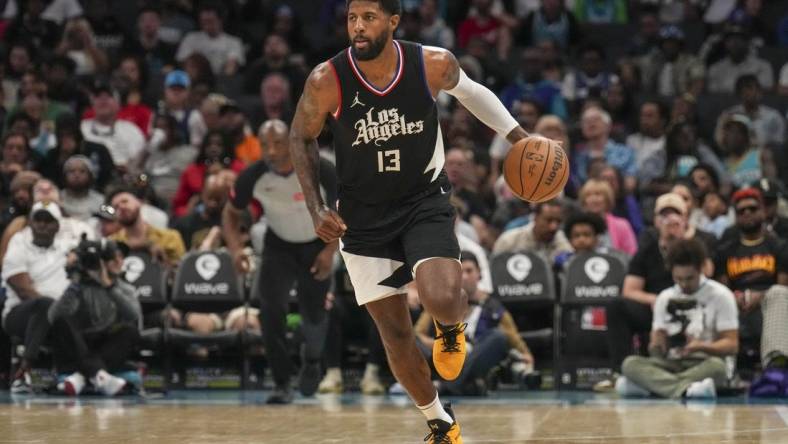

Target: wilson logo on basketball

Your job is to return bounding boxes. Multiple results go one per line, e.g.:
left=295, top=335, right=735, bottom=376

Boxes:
left=352, top=107, right=424, bottom=147
left=543, top=147, right=564, bottom=187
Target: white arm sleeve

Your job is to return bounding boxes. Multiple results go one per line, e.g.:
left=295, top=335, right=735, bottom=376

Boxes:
left=444, top=69, right=520, bottom=139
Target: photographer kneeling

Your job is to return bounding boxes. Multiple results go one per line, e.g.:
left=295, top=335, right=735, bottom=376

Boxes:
left=48, top=237, right=141, bottom=396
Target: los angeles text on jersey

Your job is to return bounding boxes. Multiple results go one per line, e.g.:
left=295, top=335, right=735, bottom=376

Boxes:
left=352, top=107, right=425, bottom=147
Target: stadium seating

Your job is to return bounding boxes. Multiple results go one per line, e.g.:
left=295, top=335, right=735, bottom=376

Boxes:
left=490, top=251, right=558, bottom=366
left=556, top=252, right=627, bottom=389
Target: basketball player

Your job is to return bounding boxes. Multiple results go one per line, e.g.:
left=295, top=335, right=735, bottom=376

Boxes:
left=289, top=1, right=541, bottom=441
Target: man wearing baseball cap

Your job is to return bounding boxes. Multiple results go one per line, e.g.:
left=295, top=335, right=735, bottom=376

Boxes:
left=2, top=201, right=72, bottom=393
left=157, top=70, right=201, bottom=145
left=721, top=179, right=788, bottom=242
left=80, top=79, right=146, bottom=169
left=708, top=24, right=774, bottom=94
left=714, top=187, right=788, bottom=370
left=639, top=25, right=705, bottom=97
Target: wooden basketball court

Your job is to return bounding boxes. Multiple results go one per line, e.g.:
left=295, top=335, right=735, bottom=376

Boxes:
left=2, top=391, right=787, bottom=443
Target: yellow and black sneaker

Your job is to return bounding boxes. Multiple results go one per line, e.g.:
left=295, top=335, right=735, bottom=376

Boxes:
left=424, top=403, right=463, bottom=444
left=433, top=321, right=467, bottom=381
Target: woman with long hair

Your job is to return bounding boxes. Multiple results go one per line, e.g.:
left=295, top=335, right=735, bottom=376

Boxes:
left=171, top=129, right=243, bottom=217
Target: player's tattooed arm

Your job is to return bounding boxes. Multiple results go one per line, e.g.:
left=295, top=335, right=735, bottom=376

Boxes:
left=290, top=63, right=347, bottom=241
left=423, top=46, right=527, bottom=145
left=290, top=62, right=337, bottom=218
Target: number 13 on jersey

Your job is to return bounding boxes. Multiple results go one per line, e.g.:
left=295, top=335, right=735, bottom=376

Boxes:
left=377, top=149, right=401, bottom=172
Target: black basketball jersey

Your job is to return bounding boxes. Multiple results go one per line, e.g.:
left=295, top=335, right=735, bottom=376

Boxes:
left=327, top=40, right=444, bottom=207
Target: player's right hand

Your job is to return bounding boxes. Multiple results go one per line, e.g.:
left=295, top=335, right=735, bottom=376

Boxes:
left=314, top=206, right=347, bottom=242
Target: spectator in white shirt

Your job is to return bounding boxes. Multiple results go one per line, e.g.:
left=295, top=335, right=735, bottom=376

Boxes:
left=175, top=4, right=245, bottom=76
left=626, top=100, right=668, bottom=176
left=61, top=156, right=104, bottom=222
left=80, top=80, right=146, bottom=171
left=2, top=0, right=82, bottom=25
left=2, top=202, right=73, bottom=392
left=707, top=25, right=774, bottom=94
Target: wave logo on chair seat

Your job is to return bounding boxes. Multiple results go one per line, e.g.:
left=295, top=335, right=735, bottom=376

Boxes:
left=123, top=256, right=145, bottom=283
left=507, top=254, right=532, bottom=282
left=196, top=254, right=221, bottom=280
left=584, top=257, right=610, bottom=284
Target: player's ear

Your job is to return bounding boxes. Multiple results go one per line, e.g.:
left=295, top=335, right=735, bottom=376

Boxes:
left=389, top=13, right=400, bottom=30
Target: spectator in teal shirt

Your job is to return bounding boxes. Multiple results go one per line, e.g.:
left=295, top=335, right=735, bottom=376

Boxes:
left=574, top=0, right=627, bottom=24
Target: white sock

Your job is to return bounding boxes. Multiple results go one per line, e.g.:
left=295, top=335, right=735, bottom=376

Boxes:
left=325, top=367, right=342, bottom=380
left=363, top=363, right=380, bottom=379
left=417, top=394, right=453, bottom=424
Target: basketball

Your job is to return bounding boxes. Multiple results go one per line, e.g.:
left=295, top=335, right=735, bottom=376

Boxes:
left=503, top=136, right=569, bottom=203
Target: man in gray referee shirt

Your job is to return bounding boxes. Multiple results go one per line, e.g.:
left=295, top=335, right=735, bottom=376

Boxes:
left=224, top=119, right=337, bottom=404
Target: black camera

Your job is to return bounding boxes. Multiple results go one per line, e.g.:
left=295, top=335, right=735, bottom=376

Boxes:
left=666, top=298, right=698, bottom=349
left=67, top=235, right=120, bottom=280
left=667, top=298, right=697, bottom=315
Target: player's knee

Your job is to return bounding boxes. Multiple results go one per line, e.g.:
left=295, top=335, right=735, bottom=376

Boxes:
left=427, top=277, right=462, bottom=305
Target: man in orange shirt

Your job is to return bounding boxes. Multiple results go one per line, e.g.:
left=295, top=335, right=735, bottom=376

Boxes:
left=219, top=101, right=262, bottom=164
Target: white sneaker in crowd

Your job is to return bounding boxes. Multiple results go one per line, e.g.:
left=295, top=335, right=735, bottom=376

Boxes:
left=360, top=363, right=385, bottom=395
left=615, top=376, right=650, bottom=397
left=685, top=378, right=716, bottom=399
left=61, top=372, right=86, bottom=396
left=317, top=368, right=343, bottom=394
left=91, top=369, right=127, bottom=396
left=388, top=382, right=407, bottom=395
left=10, top=371, right=33, bottom=395
left=360, top=374, right=385, bottom=395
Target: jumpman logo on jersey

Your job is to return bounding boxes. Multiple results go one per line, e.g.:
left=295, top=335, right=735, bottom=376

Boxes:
left=351, top=91, right=366, bottom=109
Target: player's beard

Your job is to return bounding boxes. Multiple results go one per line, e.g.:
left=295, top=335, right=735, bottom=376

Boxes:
left=351, top=30, right=389, bottom=61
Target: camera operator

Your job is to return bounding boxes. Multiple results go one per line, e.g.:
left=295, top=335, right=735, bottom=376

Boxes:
left=47, top=237, right=141, bottom=396
left=617, top=238, right=739, bottom=399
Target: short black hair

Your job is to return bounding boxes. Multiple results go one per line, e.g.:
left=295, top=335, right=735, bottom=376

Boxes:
left=701, top=190, right=727, bottom=206
left=346, top=0, right=402, bottom=16
left=688, top=163, right=721, bottom=191
left=138, top=4, right=162, bottom=16
left=564, top=211, right=607, bottom=237
left=533, top=199, right=563, bottom=215
left=578, top=43, right=606, bottom=60
left=641, top=99, right=668, bottom=121
left=8, top=112, right=36, bottom=129
left=105, top=184, right=140, bottom=206
left=666, top=238, right=707, bottom=271
left=2, top=130, right=30, bottom=150
left=735, top=74, right=760, bottom=95
left=460, top=251, right=480, bottom=270
left=198, top=2, right=226, bottom=20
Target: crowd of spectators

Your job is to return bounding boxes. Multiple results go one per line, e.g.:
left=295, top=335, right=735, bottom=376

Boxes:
left=0, top=0, right=787, bottom=397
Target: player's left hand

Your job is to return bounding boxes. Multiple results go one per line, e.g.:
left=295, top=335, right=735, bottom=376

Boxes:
left=311, top=247, right=335, bottom=281
left=314, top=206, right=347, bottom=242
